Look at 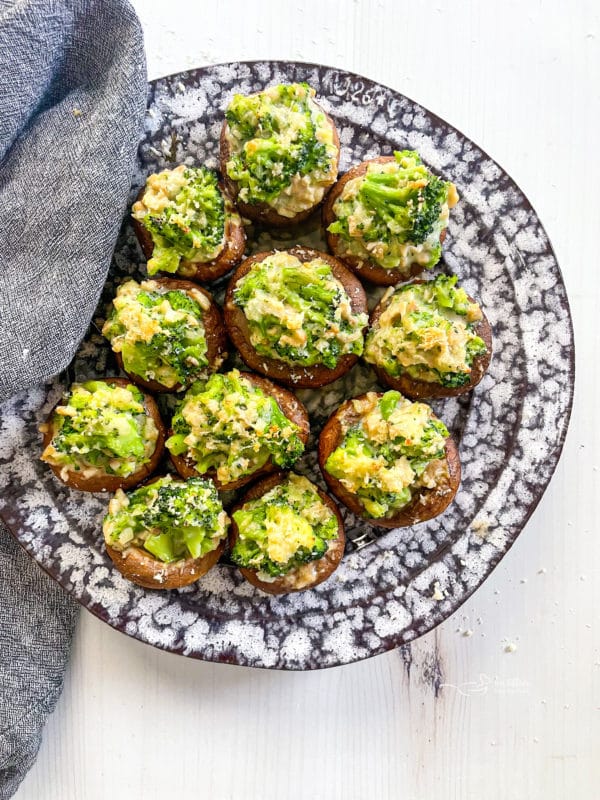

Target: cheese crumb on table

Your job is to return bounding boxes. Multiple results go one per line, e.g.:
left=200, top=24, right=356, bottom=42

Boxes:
left=431, top=581, right=445, bottom=601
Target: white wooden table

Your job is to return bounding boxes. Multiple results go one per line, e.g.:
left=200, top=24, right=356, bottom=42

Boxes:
left=17, top=1, right=599, bottom=797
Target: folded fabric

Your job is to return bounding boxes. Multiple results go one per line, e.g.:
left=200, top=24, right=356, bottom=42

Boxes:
left=0, top=0, right=147, bottom=401
left=0, top=0, right=146, bottom=796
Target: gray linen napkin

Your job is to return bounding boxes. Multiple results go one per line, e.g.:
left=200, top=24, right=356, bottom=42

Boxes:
left=0, top=1, right=146, bottom=796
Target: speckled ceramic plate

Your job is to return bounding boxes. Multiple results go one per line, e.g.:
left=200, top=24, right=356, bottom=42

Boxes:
left=0, top=62, right=574, bottom=670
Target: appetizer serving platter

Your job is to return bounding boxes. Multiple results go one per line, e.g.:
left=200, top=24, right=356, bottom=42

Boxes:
left=0, top=62, right=574, bottom=670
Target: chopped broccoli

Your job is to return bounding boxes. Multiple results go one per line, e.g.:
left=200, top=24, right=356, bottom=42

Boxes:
left=357, top=151, right=449, bottom=246
left=325, top=392, right=449, bottom=519
left=103, top=475, right=228, bottom=562
left=233, top=252, right=367, bottom=368
left=165, top=370, right=306, bottom=485
left=328, top=150, right=456, bottom=271
left=225, top=83, right=335, bottom=206
left=41, top=381, right=157, bottom=477
left=364, top=275, right=487, bottom=387
left=102, top=280, right=209, bottom=389
left=133, top=166, right=226, bottom=275
left=230, top=474, right=338, bottom=577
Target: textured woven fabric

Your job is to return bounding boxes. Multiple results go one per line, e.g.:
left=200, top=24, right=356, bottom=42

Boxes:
left=0, top=522, right=78, bottom=799
left=0, top=1, right=146, bottom=796
left=0, top=0, right=147, bottom=401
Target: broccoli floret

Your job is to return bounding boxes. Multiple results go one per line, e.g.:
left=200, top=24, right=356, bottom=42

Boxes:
left=358, top=152, right=449, bottom=246
left=430, top=275, right=470, bottom=314
left=439, top=370, right=471, bottom=388
left=466, top=335, right=487, bottom=363
left=408, top=176, right=448, bottom=244
left=273, top=434, right=305, bottom=468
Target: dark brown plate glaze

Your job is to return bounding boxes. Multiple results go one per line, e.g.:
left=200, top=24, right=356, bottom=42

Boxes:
left=0, top=62, right=574, bottom=670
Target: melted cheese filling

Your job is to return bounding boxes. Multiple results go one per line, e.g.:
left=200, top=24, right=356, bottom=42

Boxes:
left=225, top=84, right=338, bottom=217
left=133, top=166, right=189, bottom=215
left=365, top=284, right=484, bottom=381
left=104, top=280, right=208, bottom=350
left=331, top=159, right=456, bottom=270
left=132, top=165, right=228, bottom=265
left=41, top=384, right=158, bottom=478
left=236, top=251, right=366, bottom=366
left=264, top=506, right=315, bottom=564
left=329, top=392, right=447, bottom=500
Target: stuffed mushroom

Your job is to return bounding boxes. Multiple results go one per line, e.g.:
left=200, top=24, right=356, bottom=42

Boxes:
left=102, top=277, right=228, bottom=393
left=224, top=247, right=368, bottom=387
left=40, top=378, right=165, bottom=493
left=103, top=474, right=229, bottom=589
left=319, top=390, right=460, bottom=528
left=132, top=164, right=245, bottom=282
left=229, top=472, right=345, bottom=594
left=364, top=275, right=492, bottom=398
left=323, top=151, right=459, bottom=285
left=166, top=369, right=309, bottom=491
left=220, top=83, right=340, bottom=226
